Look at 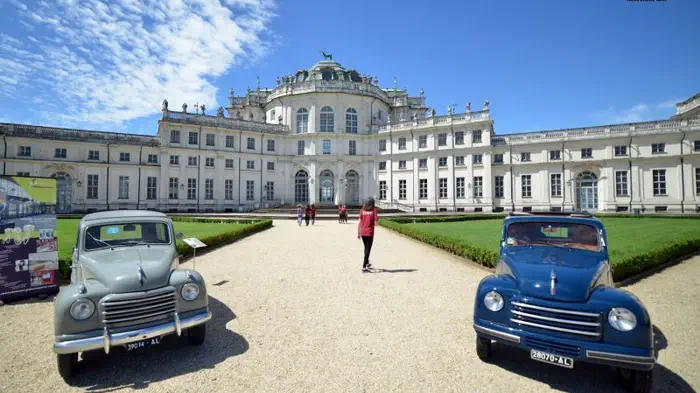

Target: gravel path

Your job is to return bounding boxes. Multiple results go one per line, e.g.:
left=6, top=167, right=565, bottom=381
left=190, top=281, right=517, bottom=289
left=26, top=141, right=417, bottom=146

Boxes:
left=0, top=219, right=697, bottom=393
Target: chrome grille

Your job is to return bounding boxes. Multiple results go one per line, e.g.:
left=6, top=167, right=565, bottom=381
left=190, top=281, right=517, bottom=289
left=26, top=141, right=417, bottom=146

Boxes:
left=101, top=289, right=177, bottom=326
left=511, top=301, right=601, bottom=338
left=526, top=337, right=580, bottom=357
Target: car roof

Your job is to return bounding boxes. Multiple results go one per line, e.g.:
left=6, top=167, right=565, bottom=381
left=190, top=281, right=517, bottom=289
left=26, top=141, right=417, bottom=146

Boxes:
left=80, top=210, right=168, bottom=223
left=504, top=214, right=604, bottom=228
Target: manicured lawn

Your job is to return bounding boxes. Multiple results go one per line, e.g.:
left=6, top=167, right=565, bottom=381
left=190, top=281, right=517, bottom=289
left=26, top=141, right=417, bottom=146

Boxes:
left=402, top=217, right=700, bottom=266
left=56, top=219, right=249, bottom=263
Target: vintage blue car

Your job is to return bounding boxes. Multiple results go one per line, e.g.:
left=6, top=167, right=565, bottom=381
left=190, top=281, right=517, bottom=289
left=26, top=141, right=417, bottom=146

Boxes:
left=473, top=212, right=654, bottom=393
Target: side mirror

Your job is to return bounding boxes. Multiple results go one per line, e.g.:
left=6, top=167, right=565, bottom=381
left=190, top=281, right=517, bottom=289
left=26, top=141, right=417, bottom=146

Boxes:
left=176, top=232, right=184, bottom=240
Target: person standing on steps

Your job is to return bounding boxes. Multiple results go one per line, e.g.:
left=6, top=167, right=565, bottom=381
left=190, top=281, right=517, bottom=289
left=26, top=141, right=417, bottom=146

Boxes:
left=304, top=204, right=311, bottom=226
left=337, top=204, right=343, bottom=223
left=311, top=203, right=317, bottom=225
left=357, top=197, right=379, bottom=272
left=296, top=205, right=303, bottom=226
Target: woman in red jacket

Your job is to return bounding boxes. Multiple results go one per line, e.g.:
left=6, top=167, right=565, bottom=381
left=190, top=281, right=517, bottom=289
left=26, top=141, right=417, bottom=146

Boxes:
left=310, top=204, right=317, bottom=225
left=357, top=198, right=378, bottom=272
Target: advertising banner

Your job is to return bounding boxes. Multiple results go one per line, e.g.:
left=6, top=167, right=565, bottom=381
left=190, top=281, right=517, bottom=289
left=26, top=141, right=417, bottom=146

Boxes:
left=0, top=176, right=59, bottom=302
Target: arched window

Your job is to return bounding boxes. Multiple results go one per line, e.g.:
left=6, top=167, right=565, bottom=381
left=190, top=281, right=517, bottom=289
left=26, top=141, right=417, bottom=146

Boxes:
left=295, top=170, right=309, bottom=203
left=320, top=106, right=334, bottom=132
left=296, top=108, right=308, bottom=134
left=345, top=108, right=358, bottom=134
left=576, top=172, right=598, bottom=212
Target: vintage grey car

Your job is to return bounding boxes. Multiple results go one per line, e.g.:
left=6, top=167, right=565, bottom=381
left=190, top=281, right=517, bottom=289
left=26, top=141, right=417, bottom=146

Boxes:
left=53, top=211, right=212, bottom=380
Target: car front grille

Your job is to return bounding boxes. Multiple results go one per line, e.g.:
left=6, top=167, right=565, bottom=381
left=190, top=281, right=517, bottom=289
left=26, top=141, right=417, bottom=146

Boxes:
left=511, top=301, right=601, bottom=339
left=101, top=288, right=177, bottom=327
left=526, top=337, right=580, bottom=357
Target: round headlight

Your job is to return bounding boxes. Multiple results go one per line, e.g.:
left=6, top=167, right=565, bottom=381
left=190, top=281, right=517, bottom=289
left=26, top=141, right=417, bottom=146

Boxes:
left=70, top=298, right=95, bottom=320
left=608, top=308, right=637, bottom=332
left=181, top=283, right=200, bottom=301
left=484, top=291, right=504, bottom=312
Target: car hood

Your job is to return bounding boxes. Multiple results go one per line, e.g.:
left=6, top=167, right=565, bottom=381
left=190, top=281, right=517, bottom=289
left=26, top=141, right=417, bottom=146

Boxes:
left=502, top=246, right=606, bottom=303
left=80, top=246, right=175, bottom=292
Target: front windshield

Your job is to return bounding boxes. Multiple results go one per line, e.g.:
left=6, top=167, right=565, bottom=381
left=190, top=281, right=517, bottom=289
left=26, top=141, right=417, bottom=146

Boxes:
left=505, top=222, right=601, bottom=252
left=84, top=222, right=170, bottom=251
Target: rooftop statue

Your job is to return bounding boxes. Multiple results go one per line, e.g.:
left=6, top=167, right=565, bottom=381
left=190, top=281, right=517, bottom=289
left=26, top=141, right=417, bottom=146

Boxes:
left=182, top=102, right=188, bottom=113
left=484, top=100, right=490, bottom=110
left=430, top=108, right=436, bottom=117
left=276, top=76, right=281, bottom=85
left=217, top=107, right=224, bottom=117
left=321, top=51, right=333, bottom=60
left=162, top=99, right=168, bottom=111
left=229, top=87, right=234, bottom=97
left=466, top=101, right=471, bottom=112
left=420, top=88, right=425, bottom=97
left=200, top=104, right=206, bottom=115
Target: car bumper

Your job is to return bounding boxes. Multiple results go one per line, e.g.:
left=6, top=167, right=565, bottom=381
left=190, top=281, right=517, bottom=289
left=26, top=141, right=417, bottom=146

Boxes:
left=53, top=309, right=212, bottom=355
left=473, top=319, right=655, bottom=371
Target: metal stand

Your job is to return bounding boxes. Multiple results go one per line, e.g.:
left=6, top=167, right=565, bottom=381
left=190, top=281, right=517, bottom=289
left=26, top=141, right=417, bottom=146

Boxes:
left=192, top=247, right=196, bottom=272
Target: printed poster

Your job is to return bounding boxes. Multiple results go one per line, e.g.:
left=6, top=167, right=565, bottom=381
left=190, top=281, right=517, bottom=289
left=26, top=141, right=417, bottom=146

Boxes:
left=0, top=176, right=59, bottom=301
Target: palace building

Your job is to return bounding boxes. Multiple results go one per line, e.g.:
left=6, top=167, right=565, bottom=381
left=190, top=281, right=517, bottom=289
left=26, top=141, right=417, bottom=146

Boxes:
left=1, top=58, right=700, bottom=214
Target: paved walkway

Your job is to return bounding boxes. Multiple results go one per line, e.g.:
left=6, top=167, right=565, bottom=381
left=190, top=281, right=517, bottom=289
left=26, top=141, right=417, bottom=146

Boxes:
left=0, top=219, right=697, bottom=392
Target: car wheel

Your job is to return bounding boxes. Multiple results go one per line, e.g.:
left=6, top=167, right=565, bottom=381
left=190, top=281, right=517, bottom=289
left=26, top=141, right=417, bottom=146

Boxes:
left=57, top=353, right=78, bottom=381
left=187, top=324, right=206, bottom=346
left=617, top=368, right=653, bottom=393
left=476, top=335, right=492, bottom=361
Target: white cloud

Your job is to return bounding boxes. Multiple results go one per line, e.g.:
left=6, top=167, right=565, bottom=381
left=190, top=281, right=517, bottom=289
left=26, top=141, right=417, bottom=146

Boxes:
left=594, top=100, right=678, bottom=124
left=0, top=0, right=277, bottom=128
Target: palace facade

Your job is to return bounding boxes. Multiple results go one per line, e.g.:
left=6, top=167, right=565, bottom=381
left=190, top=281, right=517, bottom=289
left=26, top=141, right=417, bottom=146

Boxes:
left=1, top=58, right=700, bottom=214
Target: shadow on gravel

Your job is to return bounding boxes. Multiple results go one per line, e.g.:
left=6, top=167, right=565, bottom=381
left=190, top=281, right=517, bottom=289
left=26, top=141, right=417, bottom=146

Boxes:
left=67, top=296, right=247, bottom=392
left=486, top=325, right=695, bottom=393
left=370, top=268, right=418, bottom=274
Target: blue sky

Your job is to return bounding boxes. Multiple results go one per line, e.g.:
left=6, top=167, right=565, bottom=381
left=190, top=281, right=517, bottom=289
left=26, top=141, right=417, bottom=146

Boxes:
left=0, top=0, right=698, bottom=135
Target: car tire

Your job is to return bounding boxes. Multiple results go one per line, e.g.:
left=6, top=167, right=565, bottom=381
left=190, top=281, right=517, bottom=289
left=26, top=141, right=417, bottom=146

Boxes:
left=617, top=368, right=653, bottom=393
left=187, top=324, right=206, bottom=346
left=57, top=353, right=78, bottom=381
left=476, top=335, right=492, bottom=361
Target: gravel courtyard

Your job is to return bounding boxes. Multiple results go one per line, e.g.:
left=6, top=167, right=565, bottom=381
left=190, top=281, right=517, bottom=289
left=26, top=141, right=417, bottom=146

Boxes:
left=0, top=219, right=697, bottom=393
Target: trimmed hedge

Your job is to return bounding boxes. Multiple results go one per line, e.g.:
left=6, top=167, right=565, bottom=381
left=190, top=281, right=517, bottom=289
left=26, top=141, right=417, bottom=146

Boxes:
left=611, top=237, right=700, bottom=281
left=387, top=215, right=506, bottom=224
left=378, top=219, right=500, bottom=268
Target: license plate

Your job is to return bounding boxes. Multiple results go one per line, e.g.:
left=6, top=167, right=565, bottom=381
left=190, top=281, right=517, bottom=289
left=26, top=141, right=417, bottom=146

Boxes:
left=124, top=337, right=161, bottom=352
left=530, top=349, right=574, bottom=369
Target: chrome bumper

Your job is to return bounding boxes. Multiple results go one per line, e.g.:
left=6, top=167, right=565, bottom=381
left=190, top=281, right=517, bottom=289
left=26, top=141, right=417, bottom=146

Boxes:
left=586, top=350, right=656, bottom=368
left=53, top=310, right=212, bottom=355
left=473, top=323, right=521, bottom=344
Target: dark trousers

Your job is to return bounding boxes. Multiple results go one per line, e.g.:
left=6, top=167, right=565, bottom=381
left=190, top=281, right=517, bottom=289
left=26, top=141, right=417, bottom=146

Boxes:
left=305, top=216, right=310, bottom=225
left=361, top=236, right=374, bottom=267
left=311, top=216, right=315, bottom=225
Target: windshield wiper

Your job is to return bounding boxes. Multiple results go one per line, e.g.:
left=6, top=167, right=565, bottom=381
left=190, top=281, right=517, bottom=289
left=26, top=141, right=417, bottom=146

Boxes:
left=86, top=233, right=112, bottom=249
left=112, top=240, right=151, bottom=249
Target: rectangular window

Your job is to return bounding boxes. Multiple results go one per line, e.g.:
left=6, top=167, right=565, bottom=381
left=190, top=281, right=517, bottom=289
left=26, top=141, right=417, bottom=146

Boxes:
left=267, top=139, right=275, bottom=152
left=473, top=154, right=483, bottom=165
left=379, top=161, right=387, bottom=171
left=494, top=153, right=504, bottom=164
left=119, top=152, right=130, bottom=162
left=323, top=140, right=331, bottom=155
left=550, top=150, right=561, bottom=160
left=169, top=155, right=179, bottom=165
left=206, top=133, right=215, bottom=146
left=522, top=175, right=532, bottom=198
left=188, top=156, right=197, bottom=166
left=696, top=168, right=700, bottom=195
left=616, top=171, right=629, bottom=196
left=189, top=132, right=199, bottom=145
left=225, top=159, right=234, bottom=169
left=438, top=133, right=447, bottom=146
left=472, top=130, right=482, bottom=144
left=349, top=140, right=357, bottom=156
left=147, top=176, right=157, bottom=200
left=118, top=176, right=129, bottom=199
left=170, top=130, right=181, bottom=144
left=615, top=145, right=628, bottom=156
left=226, top=135, right=235, bottom=148
left=247, top=137, right=255, bottom=150
left=187, top=178, right=197, bottom=200
left=494, top=176, right=504, bottom=198
left=521, top=152, right=531, bottom=162
left=439, top=178, right=448, bottom=199
left=455, top=131, right=464, bottom=145
left=87, top=174, right=99, bottom=199
left=438, top=157, right=447, bottom=167
left=652, top=143, right=665, bottom=154
left=225, top=180, right=233, bottom=200
left=246, top=160, right=255, bottom=169
left=379, top=139, right=387, bottom=152
left=456, top=177, right=465, bottom=199
left=473, top=176, right=483, bottom=197
left=419, top=158, right=427, bottom=169
left=15, top=172, right=29, bottom=177
left=399, top=179, right=407, bottom=200
left=653, top=169, right=666, bottom=195
left=419, top=179, right=428, bottom=199
left=205, top=157, right=215, bottom=167
left=266, top=181, right=275, bottom=200
left=147, top=154, right=158, bottom=164
left=398, top=137, right=406, bottom=150
left=695, top=141, right=700, bottom=152
left=246, top=180, right=255, bottom=201
left=297, top=140, right=305, bottom=155
left=88, top=150, right=100, bottom=161
left=267, top=161, right=275, bottom=171
left=55, top=148, right=67, bottom=159
left=17, top=146, right=31, bottom=157
left=398, top=160, right=407, bottom=169
left=169, top=177, right=179, bottom=199
left=455, top=156, right=465, bottom=166
left=379, top=181, right=387, bottom=200
left=581, top=148, right=592, bottom=159
left=550, top=173, right=562, bottom=197
left=418, top=135, right=427, bottom=148
left=204, top=179, right=214, bottom=200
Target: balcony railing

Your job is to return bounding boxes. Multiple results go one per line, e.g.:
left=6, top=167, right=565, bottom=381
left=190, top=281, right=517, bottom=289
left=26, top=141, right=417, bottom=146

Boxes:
left=378, top=110, right=491, bottom=133
left=676, top=97, right=700, bottom=115
left=0, top=123, right=159, bottom=146
left=162, top=110, right=289, bottom=134
left=266, top=80, right=391, bottom=103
